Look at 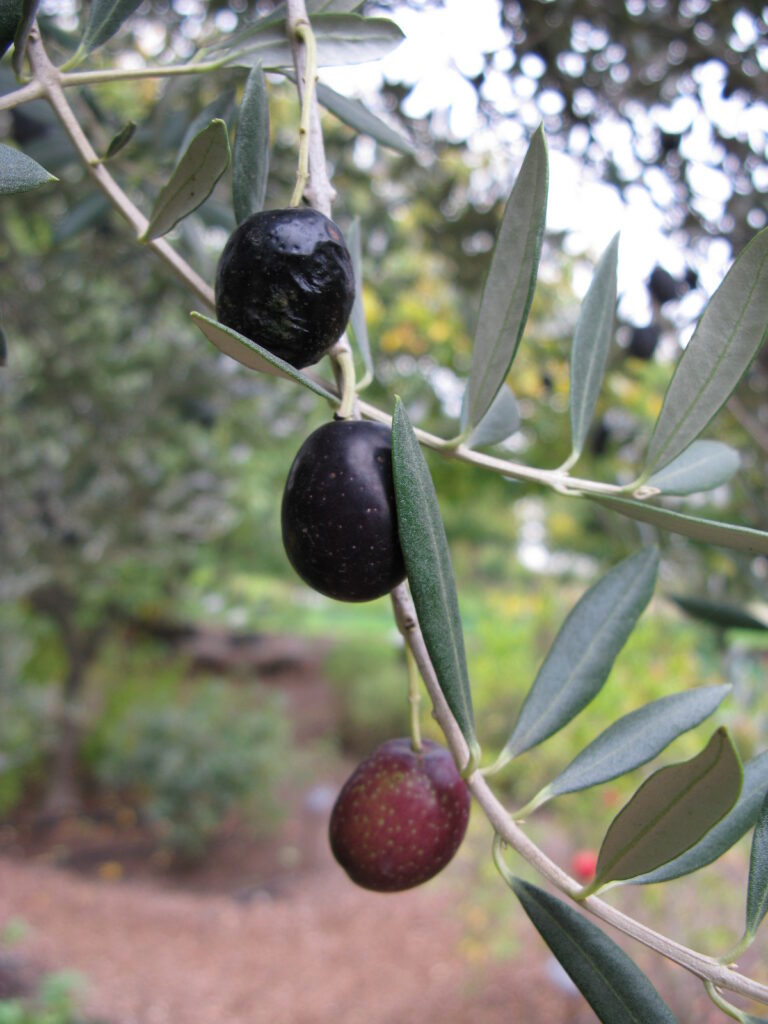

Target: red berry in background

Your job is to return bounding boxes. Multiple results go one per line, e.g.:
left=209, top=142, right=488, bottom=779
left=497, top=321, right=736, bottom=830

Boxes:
left=215, top=207, right=355, bottom=369
left=281, top=420, right=406, bottom=602
left=329, top=738, right=471, bottom=893
left=570, top=849, right=598, bottom=883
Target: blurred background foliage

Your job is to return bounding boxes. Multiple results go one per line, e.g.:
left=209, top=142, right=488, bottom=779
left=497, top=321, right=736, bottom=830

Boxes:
left=1, top=0, right=767, bottom=860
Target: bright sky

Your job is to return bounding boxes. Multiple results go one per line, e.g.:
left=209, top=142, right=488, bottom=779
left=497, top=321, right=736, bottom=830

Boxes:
left=320, top=0, right=768, bottom=339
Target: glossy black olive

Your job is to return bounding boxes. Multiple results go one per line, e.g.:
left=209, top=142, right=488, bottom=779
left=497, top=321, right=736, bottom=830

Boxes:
left=281, top=420, right=406, bottom=602
left=215, top=208, right=355, bottom=369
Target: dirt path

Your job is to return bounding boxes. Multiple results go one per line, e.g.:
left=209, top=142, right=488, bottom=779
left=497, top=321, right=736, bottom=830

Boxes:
left=0, top=849, right=608, bottom=1024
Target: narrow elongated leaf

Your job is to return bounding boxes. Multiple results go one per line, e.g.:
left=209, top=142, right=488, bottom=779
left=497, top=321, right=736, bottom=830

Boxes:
left=510, top=878, right=679, bottom=1024
left=746, top=789, right=768, bottom=937
left=541, top=685, right=731, bottom=802
left=391, top=400, right=479, bottom=765
left=190, top=313, right=335, bottom=402
left=465, top=384, right=520, bottom=449
left=316, top=82, right=415, bottom=156
left=219, top=15, right=404, bottom=70
left=569, top=233, right=619, bottom=459
left=0, top=314, right=7, bottom=367
left=178, top=91, right=235, bottom=162
left=233, top=63, right=269, bottom=225
left=591, top=728, right=742, bottom=888
left=0, top=0, right=23, bottom=59
left=11, top=0, right=38, bottom=75
left=143, top=119, right=230, bottom=241
left=79, top=0, right=143, bottom=54
left=498, top=548, right=658, bottom=766
left=645, top=440, right=740, bottom=496
left=671, top=594, right=768, bottom=632
left=630, top=750, right=768, bottom=885
left=646, top=225, right=768, bottom=474
left=592, top=495, right=768, bottom=556
left=0, top=143, right=57, bottom=195
left=102, top=121, right=136, bottom=161
left=346, top=217, right=373, bottom=379
left=464, top=126, right=547, bottom=430
left=308, top=0, right=362, bottom=11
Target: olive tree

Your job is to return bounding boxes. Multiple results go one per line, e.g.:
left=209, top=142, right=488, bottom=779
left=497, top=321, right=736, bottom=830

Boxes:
left=2, top=1, right=768, bottom=1020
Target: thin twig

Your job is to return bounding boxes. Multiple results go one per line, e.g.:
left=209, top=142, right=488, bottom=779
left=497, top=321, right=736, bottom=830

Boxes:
left=25, top=26, right=215, bottom=311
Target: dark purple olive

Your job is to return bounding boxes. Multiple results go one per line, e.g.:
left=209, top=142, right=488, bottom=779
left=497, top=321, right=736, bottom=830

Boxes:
left=215, top=208, right=355, bottom=369
left=329, top=738, right=471, bottom=892
left=281, top=420, right=406, bottom=602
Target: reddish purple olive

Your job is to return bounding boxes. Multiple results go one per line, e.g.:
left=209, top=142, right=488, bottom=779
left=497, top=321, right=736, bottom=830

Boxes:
left=329, top=738, right=471, bottom=892
left=215, top=207, right=355, bottom=369
left=281, top=420, right=406, bottom=602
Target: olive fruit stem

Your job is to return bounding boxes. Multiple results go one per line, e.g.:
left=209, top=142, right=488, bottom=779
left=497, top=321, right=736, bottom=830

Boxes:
left=405, top=643, right=423, bottom=754
left=335, top=347, right=358, bottom=420
left=289, top=19, right=318, bottom=208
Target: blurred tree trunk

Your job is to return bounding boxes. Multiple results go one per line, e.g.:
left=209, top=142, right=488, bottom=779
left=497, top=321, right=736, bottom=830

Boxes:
left=29, top=585, right=104, bottom=818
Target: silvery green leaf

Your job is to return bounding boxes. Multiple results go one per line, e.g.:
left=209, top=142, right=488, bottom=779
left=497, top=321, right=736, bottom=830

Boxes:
left=0, top=314, right=7, bottom=366
left=316, top=82, right=415, bottom=156
left=190, top=313, right=336, bottom=401
left=464, top=126, right=548, bottom=430
left=79, top=0, right=143, bottom=54
left=630, top=750, right=768, bottom=885
left=645, top=440, right=740, bottom=496
left=143, top=119, right=230, bottom=241
left=591, top=728, right=742, bottom=888
left=102, top=121, right=136, bottom=161
left=498, top=548, right=658, bottom=766
left=391, top=399, right=480, bottom=767
left=465, top=385, right=520, bottom=449
left=233, top=63, right=269, bottom=224
left=0, top=143, right=57, bottom=195
left=540, top=685, right=730, bottom=804
left=569, top=233, right=619, bottom=460
left=670, top=594, right=768, bottom=632
left=592, top=495, right=768, bottom=556
left=645, top=225, right=768, bottom=474
left=219, top=15, right=405, bottom=70
left=0, top=0, right=22, bottom=58
left=10, top=0, right=37, bottom=75
left=746, top=789, right=768, bottom=938
left=509, top=878, right=680, bottom=1024
left=346, top=217, right=373, bottom=379
left=308, top=0, right=362, bottom=10
left=177, top=91, right=235, bottom=163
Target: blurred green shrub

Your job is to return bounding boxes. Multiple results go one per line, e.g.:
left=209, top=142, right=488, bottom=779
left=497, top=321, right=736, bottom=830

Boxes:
left=325, top=638, right=408, bottom=755
left=0, top=970, right=89, bottom=1024
left=92, top=682, right=289, bottom=861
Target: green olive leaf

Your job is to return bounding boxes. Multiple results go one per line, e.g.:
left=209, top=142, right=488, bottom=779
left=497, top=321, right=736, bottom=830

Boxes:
left=496, top=548, right=658, bottom=769
left=143, top=118, right=230, bottom=241
left=190, top=312, right=336, bottom=402
left=645, top=440, right=741, bottom=496
left=745, top=789, right=768, bottom=939
left=0, top=0, right=23, bottom=59
left=78, top=0, right=143, bottom=55
left=233, top=62, right=270, bottom=225
left=10, top=0, right=36, bottom=74
left=0, top=143, right=57, bottom=195
left=463, top=384, right=520, bottom=449
left=506, top=876, right=680, bottom=1024
left=645, top=225, right=768, bottom=474
left=569, top=232, right=619, bottom=461
left=529, top=685, right=731, bottom=810
left=670, top=594, right=768, bottom=632
left=316, top=82, right=415, bottom=156
left=629, top=749, right=768, bottom=885
left=102, top=121, right=136, bottom=162
left=463, top=125, right=548, bottom=431
left=589, top=728, right=742, bottom=890
left=391, top=399, right=479, bottom=766
left=591, top=495, right=768, bottom=557
left=346, top=217, right=373, bottom=380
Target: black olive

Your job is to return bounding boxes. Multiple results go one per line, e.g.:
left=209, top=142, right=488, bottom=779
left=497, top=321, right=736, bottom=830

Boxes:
left=215, top=208, right=355, bottom=369
left=281, top=420, right=406, bottom=602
